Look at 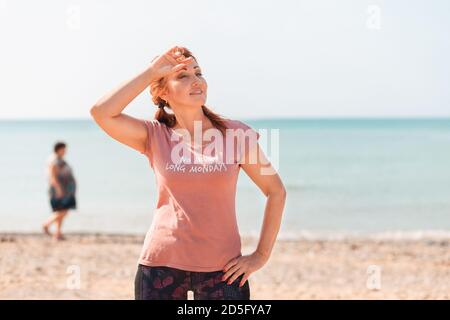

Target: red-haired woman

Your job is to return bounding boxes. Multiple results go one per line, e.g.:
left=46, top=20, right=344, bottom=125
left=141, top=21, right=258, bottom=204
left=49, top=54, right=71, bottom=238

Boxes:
left=90, top=46, right=286, bottom=300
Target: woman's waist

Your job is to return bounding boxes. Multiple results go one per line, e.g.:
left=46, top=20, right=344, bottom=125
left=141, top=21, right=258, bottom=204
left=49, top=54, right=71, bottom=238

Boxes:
left=149, top=223, right=241, bottom=244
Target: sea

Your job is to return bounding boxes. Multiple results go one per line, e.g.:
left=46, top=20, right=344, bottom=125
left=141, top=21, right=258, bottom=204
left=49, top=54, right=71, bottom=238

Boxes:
left=1, top=118, right=449, bottom=240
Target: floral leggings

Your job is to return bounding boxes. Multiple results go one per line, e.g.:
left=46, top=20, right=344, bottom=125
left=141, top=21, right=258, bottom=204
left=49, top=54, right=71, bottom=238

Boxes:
left=134, top=264, right=250, bottom=300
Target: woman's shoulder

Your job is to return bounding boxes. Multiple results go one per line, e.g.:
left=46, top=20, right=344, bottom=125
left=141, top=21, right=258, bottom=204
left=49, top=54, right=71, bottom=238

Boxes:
left=222, top=118, right=253, bottom=130
left=141, top=118, right=168, bottom=135
left=142, top=118, right=164, bottom=128
left=142, top=117, right=257, bottom=137
left=223, top=118, right=259, bottom=137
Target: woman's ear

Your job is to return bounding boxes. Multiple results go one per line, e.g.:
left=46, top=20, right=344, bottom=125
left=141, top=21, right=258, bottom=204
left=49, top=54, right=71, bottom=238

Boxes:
left=160, top=89, right=169, bottom=102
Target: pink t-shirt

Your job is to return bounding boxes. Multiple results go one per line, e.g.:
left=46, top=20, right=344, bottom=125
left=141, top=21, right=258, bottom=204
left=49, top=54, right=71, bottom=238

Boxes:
left=137, top=118, right=260, bottom=272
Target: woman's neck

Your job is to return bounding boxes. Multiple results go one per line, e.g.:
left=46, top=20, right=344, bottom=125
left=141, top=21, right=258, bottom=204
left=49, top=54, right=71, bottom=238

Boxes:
left=173, top=109, right=213, bottom=134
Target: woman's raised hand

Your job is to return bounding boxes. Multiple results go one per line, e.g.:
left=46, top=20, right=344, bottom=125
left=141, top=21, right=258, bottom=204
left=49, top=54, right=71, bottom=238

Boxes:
left=149, top=46, right=194, bottom=81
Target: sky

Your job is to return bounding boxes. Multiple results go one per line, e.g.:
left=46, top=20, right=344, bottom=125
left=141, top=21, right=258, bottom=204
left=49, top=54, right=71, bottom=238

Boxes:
left=0, top=0, right=449, bottom=119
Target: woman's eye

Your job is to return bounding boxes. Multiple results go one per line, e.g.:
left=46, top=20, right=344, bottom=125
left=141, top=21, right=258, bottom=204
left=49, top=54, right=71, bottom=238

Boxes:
left=179, top=73, right=203, bottom=78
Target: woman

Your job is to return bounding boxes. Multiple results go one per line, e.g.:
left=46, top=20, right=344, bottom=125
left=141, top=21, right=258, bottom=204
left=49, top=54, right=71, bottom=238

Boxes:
left=90, top=46, right=286, bottom=300
left=42, top=141, right=77, bottom=241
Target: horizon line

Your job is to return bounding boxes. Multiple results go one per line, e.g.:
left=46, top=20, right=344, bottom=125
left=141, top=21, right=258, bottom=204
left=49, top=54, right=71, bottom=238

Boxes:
left=1, top=115, right=450, bottom=121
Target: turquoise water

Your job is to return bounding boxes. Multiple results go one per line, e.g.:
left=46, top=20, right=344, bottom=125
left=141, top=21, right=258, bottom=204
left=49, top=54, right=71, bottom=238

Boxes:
left=1, top=118, right=449, bottom=238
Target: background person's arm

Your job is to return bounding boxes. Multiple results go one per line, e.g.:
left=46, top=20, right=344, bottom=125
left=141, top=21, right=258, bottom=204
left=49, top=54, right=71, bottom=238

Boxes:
left=49, top=164, right=64, bottom=198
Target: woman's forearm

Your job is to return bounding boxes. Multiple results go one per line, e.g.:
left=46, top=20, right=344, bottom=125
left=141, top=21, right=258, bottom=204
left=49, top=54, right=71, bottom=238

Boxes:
left=255, top=189, right=287, bottom=259
left=90, top=65, right=156, bottom=118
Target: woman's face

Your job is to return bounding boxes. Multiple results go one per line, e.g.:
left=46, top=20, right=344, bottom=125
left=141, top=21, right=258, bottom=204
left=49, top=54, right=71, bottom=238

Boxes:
left=161, top=60, right=207, bottom=109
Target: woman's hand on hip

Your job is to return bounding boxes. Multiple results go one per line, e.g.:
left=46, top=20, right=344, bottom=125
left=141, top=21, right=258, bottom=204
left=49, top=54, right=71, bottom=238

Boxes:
left=222, top=251, right=269, bottom=288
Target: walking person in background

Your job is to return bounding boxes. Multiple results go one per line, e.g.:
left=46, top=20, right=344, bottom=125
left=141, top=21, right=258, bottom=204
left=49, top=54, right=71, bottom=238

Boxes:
left=42, top=141, right=77, bottom=241
left=90, top=45, right=286, bottom=300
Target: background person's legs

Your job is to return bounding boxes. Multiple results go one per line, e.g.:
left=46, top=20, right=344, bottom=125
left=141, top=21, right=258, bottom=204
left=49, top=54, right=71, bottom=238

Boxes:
left=42, top=210, right=63, bottom=234
left=42, top=215, right=56, bottom=235
left=53, top=210, right=68, bottom=240
left=42, top=210, right=68, bottom=240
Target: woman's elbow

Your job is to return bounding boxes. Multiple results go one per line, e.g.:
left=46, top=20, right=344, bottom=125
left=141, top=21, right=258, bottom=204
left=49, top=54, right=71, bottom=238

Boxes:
left=90, top=105, right=110, bottom=123
left=267, top=184, right=287, bottom=199
left=89, top=105, right=100, bottom=118
left=278, top=185, right=287, bottom=199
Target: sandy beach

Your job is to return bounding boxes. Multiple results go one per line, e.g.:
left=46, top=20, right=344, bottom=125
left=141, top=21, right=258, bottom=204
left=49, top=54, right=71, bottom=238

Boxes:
left=0, top=233, right=449, bottom=300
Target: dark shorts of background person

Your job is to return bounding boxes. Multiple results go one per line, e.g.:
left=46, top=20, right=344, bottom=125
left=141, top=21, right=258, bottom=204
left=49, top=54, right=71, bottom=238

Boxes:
left=50, top=195, right=77, bottom=212
left=134, top=264, right=250, bottom=300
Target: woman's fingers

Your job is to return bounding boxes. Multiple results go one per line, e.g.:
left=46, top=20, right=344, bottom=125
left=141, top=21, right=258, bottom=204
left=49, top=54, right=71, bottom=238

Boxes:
left=223, top=257, right=239, bottom=273
left=168, top=56, right=193, bottom=68
left=174, top=57, right=194, bottom=69
left=162, top=46, right=183, bottom=65
left=182, top=56, right=194, bottom=63
left=149, top=45, right=195, bottom=80
left=239, top=274, right=249, bottom=288
left=222, top=263, right=240, bottom=282
left=171, top=61, right=190, bottom=74
left=170, top=46, right=186, bottom=61
left=161, top=54, right=178, bottom=66
left=227, top=270, right=244, bottom=285
left=163, top=46, right=193, bottom=66
left=150, top=55, right=160, bottom=63
left=171, top=64, right=185, bottom=72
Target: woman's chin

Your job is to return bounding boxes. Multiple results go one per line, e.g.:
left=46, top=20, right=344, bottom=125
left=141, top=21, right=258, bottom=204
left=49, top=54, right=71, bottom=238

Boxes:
left=188, top=95, right=206, bottom=104
left=189, top=94, right=205, bottom=99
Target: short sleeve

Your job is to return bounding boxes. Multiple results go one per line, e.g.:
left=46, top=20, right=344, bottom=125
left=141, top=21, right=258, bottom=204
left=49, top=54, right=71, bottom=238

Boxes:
left=140, top=119, right=159, bottom=156
left=235, top=121, right=260, bottom=165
